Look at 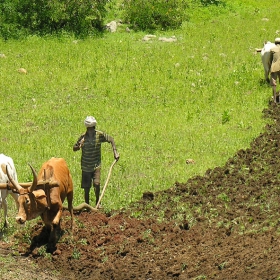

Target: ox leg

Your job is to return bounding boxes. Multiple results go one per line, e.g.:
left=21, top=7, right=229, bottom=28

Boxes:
left=1, top=194, right=9, bottom=228
left=270, top=73, right=278, bottom=103
left=47, top=222, right=60, bottom=252
left=265, top=69, right=269, bottom=83
left=266, top=73, right=270, bottom=83
left=67, top=191, right=74, bottom=230
left=273, top=85, right=277, bottom=103
left=52, top=207, right=63, bottom=226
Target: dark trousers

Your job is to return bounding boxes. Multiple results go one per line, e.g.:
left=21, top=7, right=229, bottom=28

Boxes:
left=81, top=168, right=101, bottom=205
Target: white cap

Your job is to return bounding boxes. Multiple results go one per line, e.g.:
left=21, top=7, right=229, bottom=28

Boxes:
left=84, top=116, right=97, bottom=127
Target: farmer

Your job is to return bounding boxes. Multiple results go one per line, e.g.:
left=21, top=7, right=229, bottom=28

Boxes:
left=270, top=37, right=280, bottom=103
left=73, top=116, right=119, bottom=207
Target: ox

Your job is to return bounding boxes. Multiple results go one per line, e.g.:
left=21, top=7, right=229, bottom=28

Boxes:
left=256, top=41, right=275, bottom=83
left=7, top=157, right=73, bottom=250
left=0, top=154, right=19, bottom=228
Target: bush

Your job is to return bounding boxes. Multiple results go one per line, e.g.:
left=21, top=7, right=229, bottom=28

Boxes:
left=123, top=0, right=189, bottom=31
left=0, top=0, right=107, bottom=39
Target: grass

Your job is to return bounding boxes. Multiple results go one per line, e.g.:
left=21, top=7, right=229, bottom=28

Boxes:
left=0, top=0, right=279, bottom=223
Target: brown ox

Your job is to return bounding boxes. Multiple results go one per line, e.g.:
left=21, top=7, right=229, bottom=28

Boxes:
left=7, top=157, right=73, bottom=250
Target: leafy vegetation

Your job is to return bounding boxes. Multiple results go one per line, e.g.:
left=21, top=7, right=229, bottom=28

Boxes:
left=0, top=0, right=107, bottom=38
left=122, top=0, right=189, bottom=31
left=0, top=0, right=227, bottom=39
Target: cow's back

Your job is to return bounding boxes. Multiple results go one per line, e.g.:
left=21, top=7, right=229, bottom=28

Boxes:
left=260, top=41, right=276, bottom=81
left=0, top=153, right=18, bottom=183
left=37, top=157, right=73, bottom=201
left=261, top=42, right=275, bottom=67
left=0, top=154, right=19, bottom=227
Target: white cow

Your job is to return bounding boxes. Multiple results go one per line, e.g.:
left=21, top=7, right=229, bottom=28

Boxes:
left=256, top=41, right=275, bottom=83
left=0, top=154, right=19, bottom=227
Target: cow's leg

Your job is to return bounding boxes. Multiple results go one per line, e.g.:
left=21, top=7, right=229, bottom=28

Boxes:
left=266, top=71, right=270, bottom=83
left=264, top=64, right=271, bottom=83
left=52, top=206, right=62, bottom=226
left=48, top=223, right=60, bottom=252
left=67, top=191, right=74, bottom=229
left=271, top=85, right=277, bottom=103
left=0, top=192, right=9, bottom=228
left=262, top=54, right=270, bottom=83
left=265, top=68, right=269, bottom=83
left=48, top=187, right=63, bottom=226
left=47, top=207, right=62, bottom=252
left=41, top=214, right=52, bottom=241
left=270, top=72, right=278, bottom=103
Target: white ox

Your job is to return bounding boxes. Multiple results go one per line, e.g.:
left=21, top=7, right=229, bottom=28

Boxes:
left=256, top=41, right=275, bottom=83
left=0, top=154, right=19, bottom=227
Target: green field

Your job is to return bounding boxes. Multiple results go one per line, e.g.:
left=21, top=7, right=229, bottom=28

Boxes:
left=0, top=0, right=279, bottom=212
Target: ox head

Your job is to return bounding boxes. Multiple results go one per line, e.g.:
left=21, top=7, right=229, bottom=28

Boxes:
left=6, top=164, right=48, bottom=224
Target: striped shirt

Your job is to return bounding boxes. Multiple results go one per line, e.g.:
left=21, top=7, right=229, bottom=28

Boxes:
left=75, top=130, right=112, bottom=172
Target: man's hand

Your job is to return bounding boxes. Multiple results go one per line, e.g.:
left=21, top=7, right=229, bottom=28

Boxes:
left=114, top=151, right=120, bottom=161
left=79, top=138, right=85, bottom=148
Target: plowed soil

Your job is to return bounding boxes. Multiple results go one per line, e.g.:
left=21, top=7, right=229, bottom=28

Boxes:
left=1, top=101, right=280, bottom=280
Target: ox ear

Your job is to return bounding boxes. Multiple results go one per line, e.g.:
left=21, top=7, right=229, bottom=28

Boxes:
left=33, top=189, right=48, bottom=209
left=33, top=189, right=47, bottom=198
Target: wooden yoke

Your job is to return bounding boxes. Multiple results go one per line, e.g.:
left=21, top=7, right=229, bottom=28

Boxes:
left=0, top=180, right=50, bottom=190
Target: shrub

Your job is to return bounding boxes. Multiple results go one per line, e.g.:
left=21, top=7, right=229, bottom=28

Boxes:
left=122, top=0, right=189, bottom=31
left=0, top=0, right=107, bottom=39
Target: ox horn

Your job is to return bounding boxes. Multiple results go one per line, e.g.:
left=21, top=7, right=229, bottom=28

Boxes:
left=6, top=165, right=22, bottom=192
left=28, top=164, right=38, bottom=193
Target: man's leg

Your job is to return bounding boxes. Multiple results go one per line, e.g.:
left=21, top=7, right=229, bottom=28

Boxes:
left=93, top=167, right=101, bottom=207
left=84, top=188, right=90, bottom=204
left=94, top=184, right=100, bottom=206
left=81, top=171, right=93, bottom=205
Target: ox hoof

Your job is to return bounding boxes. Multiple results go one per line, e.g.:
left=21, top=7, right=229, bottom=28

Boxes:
left=53, top=249, right=62, bottom=256
left=47, top=244, right=57, bottom=253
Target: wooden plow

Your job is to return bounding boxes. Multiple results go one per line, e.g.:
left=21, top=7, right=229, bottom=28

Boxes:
left=64, top=159, right=118, bottom=213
